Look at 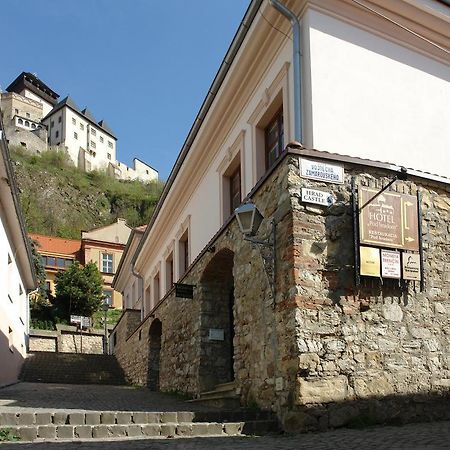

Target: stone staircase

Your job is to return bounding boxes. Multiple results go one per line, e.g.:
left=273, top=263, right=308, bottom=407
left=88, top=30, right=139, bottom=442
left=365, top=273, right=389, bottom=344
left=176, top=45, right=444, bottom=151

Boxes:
left=20, top=352, right=126, bottom=385
left=0, top=409, right=279, bottom=441
left=189, top=381, right=240, bottom=408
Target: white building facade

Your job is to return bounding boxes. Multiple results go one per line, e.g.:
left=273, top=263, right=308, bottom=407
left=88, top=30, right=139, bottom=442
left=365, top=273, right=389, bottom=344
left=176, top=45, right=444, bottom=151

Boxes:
left=0, top=124, right=37, bottom=386
left=122, top=0, right=449, bottom=316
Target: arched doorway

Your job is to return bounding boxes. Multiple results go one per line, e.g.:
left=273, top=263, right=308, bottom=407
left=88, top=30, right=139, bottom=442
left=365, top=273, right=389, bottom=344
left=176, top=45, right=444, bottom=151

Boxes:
left=147, top=319, right=162, bottom=390
left=199, top=248, right=235, bottom=391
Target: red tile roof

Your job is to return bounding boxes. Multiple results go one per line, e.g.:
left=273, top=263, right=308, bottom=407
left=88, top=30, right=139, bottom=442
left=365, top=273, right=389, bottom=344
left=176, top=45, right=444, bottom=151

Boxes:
left=29, top=233, right=81, bottom=256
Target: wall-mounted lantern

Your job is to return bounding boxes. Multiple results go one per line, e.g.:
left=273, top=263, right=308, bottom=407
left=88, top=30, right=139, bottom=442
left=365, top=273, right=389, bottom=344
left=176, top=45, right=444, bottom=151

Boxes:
left=234, top=202, right=276, bottom=300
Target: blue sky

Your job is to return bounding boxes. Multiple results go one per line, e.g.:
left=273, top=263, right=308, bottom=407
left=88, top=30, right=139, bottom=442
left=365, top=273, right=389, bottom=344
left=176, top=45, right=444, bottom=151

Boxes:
left=2, top=0, right=250, bottom=179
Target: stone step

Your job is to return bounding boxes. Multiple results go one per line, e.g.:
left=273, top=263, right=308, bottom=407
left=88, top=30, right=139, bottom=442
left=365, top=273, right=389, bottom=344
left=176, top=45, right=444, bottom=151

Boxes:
left=188, top=395, right=241, bottom=409
left=0, top=421, right=245, bottom=441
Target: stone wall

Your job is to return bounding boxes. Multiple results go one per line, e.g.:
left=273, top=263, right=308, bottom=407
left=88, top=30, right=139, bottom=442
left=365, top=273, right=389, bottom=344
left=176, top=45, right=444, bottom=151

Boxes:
left=29, top=326, right=105, bottom=354
left=113, top=151, right=450, bottom=431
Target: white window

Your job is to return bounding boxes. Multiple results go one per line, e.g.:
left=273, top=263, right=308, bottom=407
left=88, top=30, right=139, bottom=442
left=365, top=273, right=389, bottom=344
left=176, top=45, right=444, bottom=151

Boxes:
left=108, top=141, right=113, bottom=149
left=80, top=123, right=84, bottom=130
left=91, top=128, right=96, bottom=136
left=100, top=136, right=104, bottom=143
left=72, top=117, right=76, bottom=125
left=90, top=141, right=96, bottom=149
left=101, top=253, right=113, bottom=273
left=74, top=132, right=78, bottom=140
left=107, top=153, right=111, bottom=160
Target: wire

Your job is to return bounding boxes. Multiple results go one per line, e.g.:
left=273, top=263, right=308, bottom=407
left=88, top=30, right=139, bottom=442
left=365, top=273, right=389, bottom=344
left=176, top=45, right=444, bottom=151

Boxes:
left=351, top=0, right=450, bottom=55
left=259, top=10, right=292, bottom=41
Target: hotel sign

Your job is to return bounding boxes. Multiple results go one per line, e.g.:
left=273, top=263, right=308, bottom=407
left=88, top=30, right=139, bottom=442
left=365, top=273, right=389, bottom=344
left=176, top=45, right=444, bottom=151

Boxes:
left=300, top=158, right=344, bottom=184
left=359, top=188, right=419, bottom=251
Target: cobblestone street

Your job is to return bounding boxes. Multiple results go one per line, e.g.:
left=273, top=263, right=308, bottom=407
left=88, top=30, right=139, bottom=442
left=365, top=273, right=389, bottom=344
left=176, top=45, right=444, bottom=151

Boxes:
left=1, top=383, right=449, bottom=449
left=1, top=420, right=449, bottom=449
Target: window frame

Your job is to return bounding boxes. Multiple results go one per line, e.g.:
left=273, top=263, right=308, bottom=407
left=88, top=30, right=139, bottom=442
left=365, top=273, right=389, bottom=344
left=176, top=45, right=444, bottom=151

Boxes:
left=101, top=253, right=114, bottom=274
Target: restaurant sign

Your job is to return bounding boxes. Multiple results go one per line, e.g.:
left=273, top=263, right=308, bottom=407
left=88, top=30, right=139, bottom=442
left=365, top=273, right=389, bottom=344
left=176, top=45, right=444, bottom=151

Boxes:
left=359, top=188, right=419, bottom=251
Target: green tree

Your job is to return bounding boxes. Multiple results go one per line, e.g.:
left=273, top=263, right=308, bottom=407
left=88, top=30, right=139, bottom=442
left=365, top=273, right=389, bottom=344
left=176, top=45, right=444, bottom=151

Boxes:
left=29, top=238, right=48, bottom=299
left=53, top=261, right=104, bottom=320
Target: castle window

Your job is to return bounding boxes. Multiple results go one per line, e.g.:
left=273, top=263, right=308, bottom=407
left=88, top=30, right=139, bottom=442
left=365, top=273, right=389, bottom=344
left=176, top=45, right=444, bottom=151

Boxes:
left=58, top=116, right=61, bottom=123
left=18, top=118, right=23, bottom=125
left=55, top=130, right=59, bottom=138
left=90, top=141, right=96, bottom=148
left=15, top=109, right=19, bottom=114
left=91, top=128, right=96, bottom=136
left=31, top=123, right=36, bottom=129
left=74, top=132, right=78, bottom=140
left=80, top=123, right=84, bottom=131
left=108, top=141, right=113, bottom=149
left=25, top=121, right=30, bottom=127
left=51, top=120, right=54, bottom=127
left=107, top=153, right=111, bottom=160
left=72, top=118, right=76, bottom=125
left=100, top=136, right=104, bottom=143
left=26, top=112, right=30, bottom=118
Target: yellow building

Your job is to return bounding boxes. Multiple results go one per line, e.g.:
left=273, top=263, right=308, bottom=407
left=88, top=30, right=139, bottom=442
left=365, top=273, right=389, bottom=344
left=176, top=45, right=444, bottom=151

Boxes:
left=31, top=219, right=132, bottom=309
left=81, top=218, right=131, bottom=309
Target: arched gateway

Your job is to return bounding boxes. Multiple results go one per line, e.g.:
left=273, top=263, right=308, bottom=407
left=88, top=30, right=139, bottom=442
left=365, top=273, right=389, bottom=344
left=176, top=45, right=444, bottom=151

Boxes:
left=198, top=248, right=235, bottom=391
left=147, top=319, right=162, bottom=390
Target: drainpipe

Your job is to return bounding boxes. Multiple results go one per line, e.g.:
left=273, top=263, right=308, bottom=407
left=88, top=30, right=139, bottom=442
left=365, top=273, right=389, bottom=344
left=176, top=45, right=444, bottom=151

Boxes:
left=132, top=262, right=145, bottom=321
left=269, top=0, right=302, bottom=143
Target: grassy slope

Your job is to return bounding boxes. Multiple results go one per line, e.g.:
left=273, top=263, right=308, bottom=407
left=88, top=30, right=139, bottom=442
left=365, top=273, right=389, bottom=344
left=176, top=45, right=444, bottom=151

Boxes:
left=10, top=146, right=164, bottom=239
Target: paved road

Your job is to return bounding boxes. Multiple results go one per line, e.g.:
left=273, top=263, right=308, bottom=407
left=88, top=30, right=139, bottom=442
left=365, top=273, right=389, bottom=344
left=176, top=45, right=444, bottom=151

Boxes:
left=1, top=383, right=449, bottom=449
left=0, top=382, right=212, bottom=412
left=2, top=420, right=450, bottom=449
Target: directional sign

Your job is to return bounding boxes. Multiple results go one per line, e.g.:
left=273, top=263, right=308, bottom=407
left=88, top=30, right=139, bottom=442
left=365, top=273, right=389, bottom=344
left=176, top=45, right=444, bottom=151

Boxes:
left=359, top=188, right=419, bottom=251
left=301, top=188, right=335, bottom=206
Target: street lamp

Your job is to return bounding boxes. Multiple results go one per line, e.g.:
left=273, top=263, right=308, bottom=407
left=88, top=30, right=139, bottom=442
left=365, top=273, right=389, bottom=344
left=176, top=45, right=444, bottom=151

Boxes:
left=234, top=201, right=276, bottom=299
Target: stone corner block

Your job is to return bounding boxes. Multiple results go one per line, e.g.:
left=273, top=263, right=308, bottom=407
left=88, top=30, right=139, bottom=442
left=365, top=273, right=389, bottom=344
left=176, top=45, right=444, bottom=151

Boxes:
left=75, top=425, right=93, bottom=439
left=161, top=412, right=177, bottom=423
left=37, top=425, right=57, bottom=439
left=126, top=424, right=143, bottom=437
left=57, top=425, right=75, bottom=439
left=176, top=423, right=193, bottom=436
left=116, top=412, right=132, bottom=424
left=177, top=411, right=194, bottom=423
left=207, top=422, right=224, bottom=435
left=68, top=412, right=85, bottom=425
left=160, top=423, right=176, bottom=437
left=100, top=412, right=116, bottom=424
left=224, top=422, right=244, bottom=436
left=85, top=412, right=101, bottom=425
left=17, top=426, right=38, bottom=441
left=35, top=412, right=53, bottom=425
left=92, top=425, right=110, bottom=439
left=142, top=423, right=161, bottom=436
left=17, top=412, right=35, bottom=425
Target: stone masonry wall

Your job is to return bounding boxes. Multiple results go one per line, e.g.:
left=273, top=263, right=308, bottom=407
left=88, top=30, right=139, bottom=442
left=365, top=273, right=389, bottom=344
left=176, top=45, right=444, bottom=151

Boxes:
left=278, top=154, right=450, bottom=431
left=113, top=152, right=449, bottom=431
left=29, top=327, right=104, bottom=354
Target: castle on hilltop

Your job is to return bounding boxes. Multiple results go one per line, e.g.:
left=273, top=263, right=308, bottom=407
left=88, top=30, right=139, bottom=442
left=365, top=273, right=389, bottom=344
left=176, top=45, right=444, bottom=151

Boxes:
left=0, top=72, right=158, bottom=182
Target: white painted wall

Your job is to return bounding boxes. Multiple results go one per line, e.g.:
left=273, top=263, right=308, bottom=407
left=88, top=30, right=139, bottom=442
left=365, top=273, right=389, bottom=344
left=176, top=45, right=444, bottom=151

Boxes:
left=0, top=209, right=29, bottom=386
left=23, top=89, right=54, bottom=117
left=306, top=9, right=450, bottom=176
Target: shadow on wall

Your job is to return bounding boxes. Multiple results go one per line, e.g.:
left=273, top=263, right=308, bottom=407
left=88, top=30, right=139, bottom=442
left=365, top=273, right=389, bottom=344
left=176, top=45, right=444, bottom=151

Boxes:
left=0, top=329, right=25, bottom=387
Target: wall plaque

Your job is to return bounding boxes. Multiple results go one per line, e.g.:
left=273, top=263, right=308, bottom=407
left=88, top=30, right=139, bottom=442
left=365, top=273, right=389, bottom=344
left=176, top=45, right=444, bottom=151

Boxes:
left=359, top=188, right=419, bottom=251
left=402, top=253, right=421, bottom=281
left=381, top=250, right=401, bottom=279
left=208, top=329, right=224, bottom=341
left=300, top=158, right=344, bottom=184
left=301, top=188, right=335, bottom=206
left=360, top=246, right=380, bottom=277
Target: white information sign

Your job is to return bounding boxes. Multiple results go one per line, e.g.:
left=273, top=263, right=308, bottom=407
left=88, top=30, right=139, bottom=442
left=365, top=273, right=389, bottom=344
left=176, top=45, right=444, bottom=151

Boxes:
left=208, top=328, right=224, bottom=341
left=301, top=188, right=335, bottom=206
left=381, top=250, right=401, bottom=279
left=300, top=158, right=344, bottom=184
left=402, top=253, right=421, bottom=281
left=70, top=315, right=91, bottom=328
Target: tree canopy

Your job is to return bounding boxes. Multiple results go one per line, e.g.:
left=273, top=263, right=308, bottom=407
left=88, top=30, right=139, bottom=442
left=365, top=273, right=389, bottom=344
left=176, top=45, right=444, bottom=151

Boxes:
left=54, top=261, right=104, bottom=319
